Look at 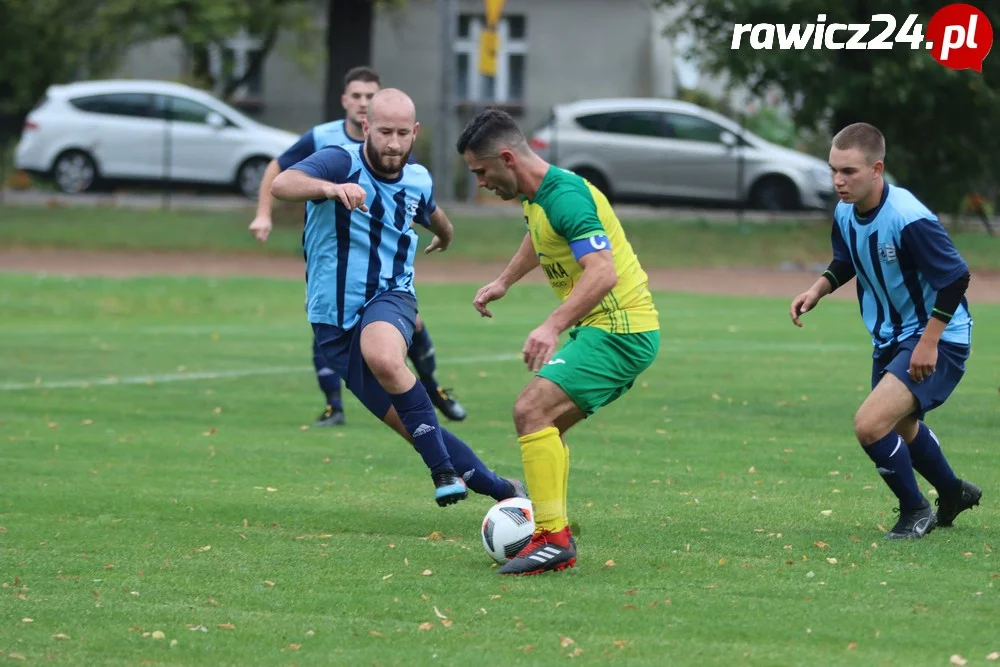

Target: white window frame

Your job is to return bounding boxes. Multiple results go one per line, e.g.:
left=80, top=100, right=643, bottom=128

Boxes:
left=453, top=15, right=527, bottom=103
left=207, top=28, right=264, bottom=100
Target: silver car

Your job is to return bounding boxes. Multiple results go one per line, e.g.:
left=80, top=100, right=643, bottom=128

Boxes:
left=529, top=98, right=835, bottom=211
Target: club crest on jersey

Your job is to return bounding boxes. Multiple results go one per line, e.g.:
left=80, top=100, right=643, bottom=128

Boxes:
left=878, top=243, right=897, bottom=264
left=404, top=197, right=419, bottom=226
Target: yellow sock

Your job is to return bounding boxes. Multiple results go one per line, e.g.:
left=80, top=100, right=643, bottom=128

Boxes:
left=562, top=439, right=570, bottom=525
left=517, top=427, right=567, bottom=533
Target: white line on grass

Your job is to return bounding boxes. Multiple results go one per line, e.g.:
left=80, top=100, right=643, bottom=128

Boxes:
left=0, top=353, right=522, bottom=392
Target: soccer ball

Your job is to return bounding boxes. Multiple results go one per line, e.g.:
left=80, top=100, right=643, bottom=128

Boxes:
left=481, top=497, right=535, bottom=564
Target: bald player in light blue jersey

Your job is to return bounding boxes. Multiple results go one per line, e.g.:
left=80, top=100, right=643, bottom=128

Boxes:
left=251, top=66, right=466, bottom=428
left=272, top=88, right=524, bottom=508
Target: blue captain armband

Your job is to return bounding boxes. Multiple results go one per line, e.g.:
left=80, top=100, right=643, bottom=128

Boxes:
left=569, top=234, right=611, bottom=262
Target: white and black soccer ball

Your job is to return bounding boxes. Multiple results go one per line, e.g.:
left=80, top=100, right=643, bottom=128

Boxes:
left=481, top=497, right=535, bottom=564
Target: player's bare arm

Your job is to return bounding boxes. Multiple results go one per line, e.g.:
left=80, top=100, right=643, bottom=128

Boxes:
left=424, top=207, right=454, bottom=254
left=249, top=159, right=282, bottom=242
left=522, top=249, right=617, bottom=373
left=473, top=232, right=540, bottom=318
left=271, top=170, right=368, bottom=211
left=790, top=276, right=833, bottom=327
left=544, top=249, right=617, bottom=335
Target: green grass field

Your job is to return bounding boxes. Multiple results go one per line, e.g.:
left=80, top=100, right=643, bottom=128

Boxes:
left=1, top=272, right=998, bottom=666
left=3, top=205, right=1000, bottom=270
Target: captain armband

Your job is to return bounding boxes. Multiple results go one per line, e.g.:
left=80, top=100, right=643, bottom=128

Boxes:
left=569, top=234, right=611, bottom=262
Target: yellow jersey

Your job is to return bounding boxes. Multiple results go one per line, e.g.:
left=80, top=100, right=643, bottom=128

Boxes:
left=522, top=166, right=659, bottom=334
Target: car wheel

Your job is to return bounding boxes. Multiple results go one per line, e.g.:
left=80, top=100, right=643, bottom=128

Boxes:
left=749, top=175, right=801, bottom=211
left=237, top=157, right=272, bottom=199
left=52, top=150, right=98, bottom=194
left=572, top=167, right=613, bottom=201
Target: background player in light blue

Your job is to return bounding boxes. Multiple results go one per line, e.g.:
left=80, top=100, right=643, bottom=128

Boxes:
left=250, top=66, right=466, bottom=427
left=271, top=88, right=523, bottom=507
left=790, top=122, right=981, bottom=540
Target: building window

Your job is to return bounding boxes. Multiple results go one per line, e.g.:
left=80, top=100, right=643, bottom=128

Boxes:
left=453, top=14, right=527, bottom=104
left=207, top=29, right=264, bottom=101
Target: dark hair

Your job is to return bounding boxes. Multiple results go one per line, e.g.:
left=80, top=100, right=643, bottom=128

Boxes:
left=456, top=108, right=527, bottom=156
left=832, top=122, right=885, bottom=164
left=344, top=66, right=380, bottom=89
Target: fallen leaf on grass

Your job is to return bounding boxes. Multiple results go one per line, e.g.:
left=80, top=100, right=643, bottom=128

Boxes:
left=986, top=651, right=999, bottom=661
left=604, top=560, right=616, bottom=567
left=422, top=569, right=433, bottom=576
left=614, top=640, right=629, bottom=649
left=418, top=622, right=433, bottom=631
left=266, top=487, right=277, bottom=493
left=382, top=574, right=393, bottom=580
left=520, top=645, right=534, bottom=653
left=427, top=531, right=444, bottom=541
left=814, top=541, right=829, bottom=549
left=194, top=546, right=211, bottom=552
left=21, top=618, right=32, bottom=623
left=820, top=510, right=833, bottom=516
left=8, top=653, right=26, bottom=661
left=846, top=642, right=857, bottom=651
left=560, top=636, right=575, bottom=648
left=951, top=656, right=968, bottom=666
left=369, top=630, right=382, bottom=637
left=285, top=644, right=301, bottom=651
left=568, top=648, right=584, bottom=658
left=433, top=606, right=448, bottom=620
left=264, top=581, right=276, bottom=587
left=151, top=631, right=165, bottom=640
left=827, top=558, right=838, bottom=565
left=217, top=624, right=235, bottom=630
left=440, top=620, right=453, bottom=628
left=52, top=633, right=71, bottom=640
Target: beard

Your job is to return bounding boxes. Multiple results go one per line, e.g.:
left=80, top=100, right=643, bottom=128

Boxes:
left=365, top=140, right=411, bottom=176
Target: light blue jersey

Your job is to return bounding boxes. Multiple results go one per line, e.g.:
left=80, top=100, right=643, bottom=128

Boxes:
left=832, top=184, right=972, bottom=351
left=289, top=144, right=436, bottom=329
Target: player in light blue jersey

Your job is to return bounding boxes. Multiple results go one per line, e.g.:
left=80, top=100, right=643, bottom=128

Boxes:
left=250, top=66, right=467, bottom=428
left=272, top=88, right=524, bottom=507
left=790, top=123, right=981, bottom=540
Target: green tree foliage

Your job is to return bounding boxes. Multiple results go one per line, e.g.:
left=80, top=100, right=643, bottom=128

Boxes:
left=0, top=0, right=324, bottom=140
left=0, top=0, right=146, bottom=138
left=658, top=0, right=1000, bottom=210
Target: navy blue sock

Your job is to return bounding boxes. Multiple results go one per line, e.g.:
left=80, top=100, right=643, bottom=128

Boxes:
left=389, top=382, right=452, bottom=475
left=906, top=422, right=960, bottom=496
left=440, top=428, right=515, bottom=500
left=312, top=338, right=342, bottom=410
left=863, top=432, right=927, bottom=510
left=408, top=324, right=438, bottom=384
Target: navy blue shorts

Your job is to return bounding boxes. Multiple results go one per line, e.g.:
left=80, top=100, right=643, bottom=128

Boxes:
left=311, top=291, right=417, bottom=420
left=871, top=336, right=970, bottom=420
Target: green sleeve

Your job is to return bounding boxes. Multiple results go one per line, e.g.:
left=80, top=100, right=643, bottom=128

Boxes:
left=546, top=190, right=605, bottom=241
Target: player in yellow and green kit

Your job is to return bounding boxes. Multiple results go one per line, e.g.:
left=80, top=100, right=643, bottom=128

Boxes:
left=457, top=109, right=660, bottom=576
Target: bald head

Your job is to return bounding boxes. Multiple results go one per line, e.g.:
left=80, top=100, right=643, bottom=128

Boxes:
left=368, top=88, right=416, bottom=125
left=362, top=88, right=419, bottom=178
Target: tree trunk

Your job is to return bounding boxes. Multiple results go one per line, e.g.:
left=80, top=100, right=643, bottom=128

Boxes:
left=323, top=0, right=373, bottom=122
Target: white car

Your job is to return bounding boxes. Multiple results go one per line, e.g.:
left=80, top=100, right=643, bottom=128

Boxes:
left=529, top=98, right=836, bottom=211
left=15, top=80, right=300, bottom=198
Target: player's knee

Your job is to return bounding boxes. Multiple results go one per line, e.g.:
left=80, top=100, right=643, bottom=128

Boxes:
left=365, top=348, right=405, bottom=384
left=512, top=394, right=538, bottom=434
left=853, top=411, right=888, bottom=446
